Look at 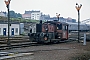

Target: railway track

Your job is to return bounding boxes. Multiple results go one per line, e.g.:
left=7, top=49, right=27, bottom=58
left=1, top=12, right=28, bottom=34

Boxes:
left=0, top=32, right=90, bottom=50
left=69, top=32, right=90, bottom=41
left=0, top=36, right=39, bottom=50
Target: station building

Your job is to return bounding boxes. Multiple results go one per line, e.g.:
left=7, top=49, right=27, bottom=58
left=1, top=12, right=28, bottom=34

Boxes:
left=0, top=23, right=24, bottom=36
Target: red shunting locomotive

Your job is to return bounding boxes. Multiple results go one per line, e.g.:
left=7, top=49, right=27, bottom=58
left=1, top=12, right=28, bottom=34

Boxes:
left=28, top=20, right=68, bottom=43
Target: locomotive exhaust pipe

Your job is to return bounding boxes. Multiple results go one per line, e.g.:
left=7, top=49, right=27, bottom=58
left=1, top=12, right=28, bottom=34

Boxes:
left=40, top=20, right=42, bottom=24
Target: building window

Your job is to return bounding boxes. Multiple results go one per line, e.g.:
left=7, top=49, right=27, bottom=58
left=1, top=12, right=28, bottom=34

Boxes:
left=15, top=28, right=18, bottom=33
left=32, top=14, right=34, bottom=15
left=0, top=28, right=1, bottom=34
left=32, top=16, right=34, bottom=17
left=32, top=18, right=34, bottom=19
left=37, top=14, right=39, bottom=15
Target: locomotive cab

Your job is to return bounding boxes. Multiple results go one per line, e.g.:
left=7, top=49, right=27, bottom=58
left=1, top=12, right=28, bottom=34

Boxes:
left=56, top=22, right=68, bottom=40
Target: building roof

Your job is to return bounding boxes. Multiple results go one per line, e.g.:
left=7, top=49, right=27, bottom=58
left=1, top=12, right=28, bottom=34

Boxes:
left=25, top=10, right=40, bottom=14
left=66, top=22, right=87, bottom=25
left=0, top=22, right=22, bottom=24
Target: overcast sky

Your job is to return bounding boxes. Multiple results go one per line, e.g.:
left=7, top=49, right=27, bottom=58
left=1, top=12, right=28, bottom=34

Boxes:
left=0, top=0, right=90, bottom=21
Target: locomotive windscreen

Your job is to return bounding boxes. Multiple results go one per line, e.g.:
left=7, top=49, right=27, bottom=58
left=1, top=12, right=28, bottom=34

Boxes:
left=57, top=24, right=62, bottom=30
left=36, top=24, right=42, bottom=32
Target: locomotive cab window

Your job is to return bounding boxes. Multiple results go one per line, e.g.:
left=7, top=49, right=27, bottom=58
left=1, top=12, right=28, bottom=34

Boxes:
left=57, top=24, right=62, bottom=30
left=65, top=25, right=68, bottom=30
left=63, top=25, right=68, bottom=30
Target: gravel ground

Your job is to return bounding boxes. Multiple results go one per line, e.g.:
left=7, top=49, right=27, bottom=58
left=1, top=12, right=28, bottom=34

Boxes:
left=1, top=41, right=90, bottom=60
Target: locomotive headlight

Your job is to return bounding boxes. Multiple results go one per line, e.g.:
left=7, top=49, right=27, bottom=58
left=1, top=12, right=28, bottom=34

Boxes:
left=44, top=34, right=48, bottom=40
left=44, top=37, right=48, bottom=40
left=58, top=37, right=61, bottom=38
left=45, top=28, right=48, bottom=31
left=58, top=33, right=61, bottom=38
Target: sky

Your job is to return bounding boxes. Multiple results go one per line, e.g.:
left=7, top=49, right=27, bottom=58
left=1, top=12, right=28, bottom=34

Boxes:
left=0, top=0, right=90, bottom=21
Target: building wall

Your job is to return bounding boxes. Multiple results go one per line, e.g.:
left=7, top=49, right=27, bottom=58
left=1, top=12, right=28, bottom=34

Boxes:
left=0, top=24, right=20, bottom=36
left=40, top=14, right=50, bottom=20
left=31, top=12, right=41, bottom=20
left=0, top=12, right=6, bottom=17
left=10, top=24, right=20, bottom=36
left=22, top=14, right=31, bottom=19
left=19, top=23, right=24, bottom=34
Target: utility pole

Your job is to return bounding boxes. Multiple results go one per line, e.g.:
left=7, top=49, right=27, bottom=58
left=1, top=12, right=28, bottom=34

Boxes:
left=56, top=13, right=60, bottom=21
left=75, top=3, right=82, bottom=43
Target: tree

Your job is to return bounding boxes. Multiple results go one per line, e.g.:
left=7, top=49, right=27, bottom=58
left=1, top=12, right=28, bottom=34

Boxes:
left=9, top=10, right=17, bottom=18
left=16, top=13, right=22, bottom=18
left=9, top=10, right=22, bottom=18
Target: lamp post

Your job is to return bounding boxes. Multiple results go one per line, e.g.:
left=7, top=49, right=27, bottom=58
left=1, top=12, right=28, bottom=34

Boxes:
left=75, top=3, right=82, bottom=43
left=4, top=0, right=11, bottom=47
left=56, top=13, right=60, bottom=21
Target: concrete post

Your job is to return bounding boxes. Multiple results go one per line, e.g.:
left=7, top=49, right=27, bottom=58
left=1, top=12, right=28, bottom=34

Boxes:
left=83, top=33, right=86, bottom=45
